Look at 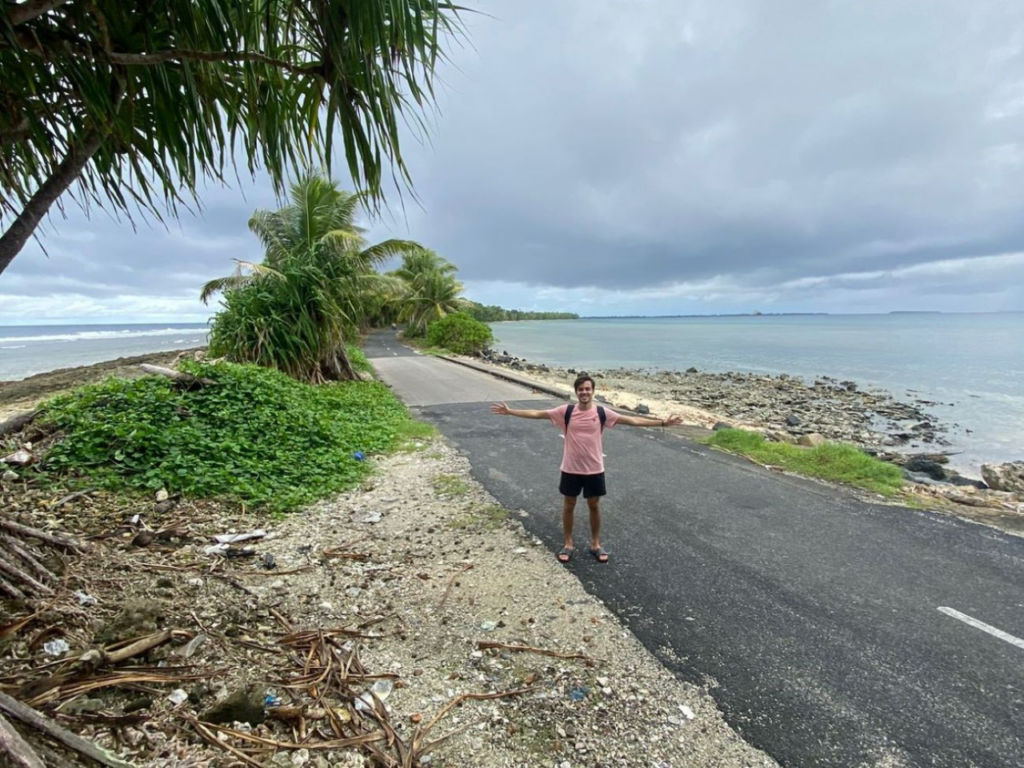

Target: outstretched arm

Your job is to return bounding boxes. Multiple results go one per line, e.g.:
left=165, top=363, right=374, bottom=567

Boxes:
left=616, top=413, right=683, bottom=428
left=491, top=402, right=550, bottom=419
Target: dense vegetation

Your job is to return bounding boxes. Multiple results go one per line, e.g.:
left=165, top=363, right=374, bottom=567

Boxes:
left=36, top=360, right=413, bottom=512
left=202, top=175, right=479, bottom=376
left=706, top=429, right=903, bottom=496
left=464, top=302, right=578, bottom=322
left=204, top=175, right=420, bottom=382
left=426, top=313, right=494, bottom=355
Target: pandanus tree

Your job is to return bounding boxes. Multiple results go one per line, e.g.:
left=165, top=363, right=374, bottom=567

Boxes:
left=202, top=174, right=418, bottom=381
left=0, top=0, right=465, bottom=278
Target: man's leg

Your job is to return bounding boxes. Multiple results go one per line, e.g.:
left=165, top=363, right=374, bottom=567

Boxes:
left=562, top=495, right=576, bottom=553
left=585, top=473, right=609, bottom=562
left=587, top=496, right=602, bottom=552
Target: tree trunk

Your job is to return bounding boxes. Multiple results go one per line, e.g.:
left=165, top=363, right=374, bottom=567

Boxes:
left=0, top=130, right=104, bottom=278
left=321, top=343, right=360, bottom=381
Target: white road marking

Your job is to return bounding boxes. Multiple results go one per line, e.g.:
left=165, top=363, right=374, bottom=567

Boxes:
left=938, top=607, right=1024, bottom=650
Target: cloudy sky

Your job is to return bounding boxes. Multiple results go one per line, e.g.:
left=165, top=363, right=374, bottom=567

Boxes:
left=4, top=0, right=1024, bottom=324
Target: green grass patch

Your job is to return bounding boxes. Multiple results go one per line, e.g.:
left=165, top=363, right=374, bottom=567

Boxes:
left=431, top=473, right=471, bottom=497
left=705, top=429, right=903, bottom=496
left=449, top=503, right=509, bottom=530
left=394, top=419, right=437, bottom=452
left=34, top=361, right=411, bottom=513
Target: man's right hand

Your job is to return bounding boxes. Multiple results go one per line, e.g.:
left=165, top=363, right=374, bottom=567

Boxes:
left=491, top=402, right=511, bottom=416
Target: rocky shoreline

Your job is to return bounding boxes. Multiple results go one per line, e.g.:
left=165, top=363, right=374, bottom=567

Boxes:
left=474, top=349, right=1024, bottom=502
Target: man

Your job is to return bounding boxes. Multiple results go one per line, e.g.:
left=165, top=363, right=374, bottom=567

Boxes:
left=491, top=374, right=681, bottom=564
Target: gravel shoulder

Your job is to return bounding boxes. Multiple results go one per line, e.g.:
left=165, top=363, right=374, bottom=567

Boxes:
left=0, top=427, right=778, bottom=768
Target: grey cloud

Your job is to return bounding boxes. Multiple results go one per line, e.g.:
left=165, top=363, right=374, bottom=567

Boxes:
left=369, top=0, right=1024, bottom=302
left=4, top=0, right=1024, bottom=315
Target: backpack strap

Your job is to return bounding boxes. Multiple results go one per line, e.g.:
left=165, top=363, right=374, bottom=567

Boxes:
left=564, top=404, right=606, bottom=432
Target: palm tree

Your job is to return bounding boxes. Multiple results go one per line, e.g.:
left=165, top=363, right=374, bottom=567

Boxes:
left=399, top=264, right=468, bottom=336
left=203, top=174, right=419, bottom=381
left=1, top=0, right=468, bottom=278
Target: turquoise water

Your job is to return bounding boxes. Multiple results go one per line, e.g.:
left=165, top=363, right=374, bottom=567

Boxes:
left=490, top=314, right=1024, bottom=475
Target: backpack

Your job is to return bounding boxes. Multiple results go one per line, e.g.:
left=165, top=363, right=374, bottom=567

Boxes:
left=564, top=404, right=606, bottom=432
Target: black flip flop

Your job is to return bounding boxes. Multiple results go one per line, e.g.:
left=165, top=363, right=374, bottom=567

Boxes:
left=588, top=547, right=609, bottom=563
left=557, top=547, right=574, bottom=563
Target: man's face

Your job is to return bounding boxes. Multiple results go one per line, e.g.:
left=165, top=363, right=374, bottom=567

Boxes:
left=575, top=381, right=594, bottom=405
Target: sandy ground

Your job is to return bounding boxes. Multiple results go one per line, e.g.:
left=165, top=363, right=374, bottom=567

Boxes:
left=0, top=439, right=779, bottom=768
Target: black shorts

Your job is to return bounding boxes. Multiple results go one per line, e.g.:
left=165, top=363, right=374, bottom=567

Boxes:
left=559, top=471, right=607, bottom=498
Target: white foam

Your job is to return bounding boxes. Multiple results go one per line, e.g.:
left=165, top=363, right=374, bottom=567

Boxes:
left=0, top=328, right=207, bottom=343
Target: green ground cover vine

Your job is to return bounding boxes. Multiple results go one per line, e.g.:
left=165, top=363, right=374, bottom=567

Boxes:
left=36, top=359, right=410, bottom=512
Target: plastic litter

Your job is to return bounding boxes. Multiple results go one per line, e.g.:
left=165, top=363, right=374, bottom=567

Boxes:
left=43, top=639, right=70, bottom=656
left=480, top=621, right=498, bottom=631
left=355, top=679, right=393, bottom=712
left=167, top=689, right=188, bottom=706
left=569, top=686, right=589, bottom=702
left=214, top=529, right=267, bottom=544
left=353, top=451, right=366, bottom=461
left=74, top=591, right=98, bottom=606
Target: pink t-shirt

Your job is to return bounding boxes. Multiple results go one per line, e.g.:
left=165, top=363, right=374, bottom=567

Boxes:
left=547, top=404, right=619, bottom=475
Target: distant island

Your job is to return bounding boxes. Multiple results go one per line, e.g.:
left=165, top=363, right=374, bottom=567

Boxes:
left=579, top=312, right=830, bottom=319
left=464, top=301, right=578, bottom=322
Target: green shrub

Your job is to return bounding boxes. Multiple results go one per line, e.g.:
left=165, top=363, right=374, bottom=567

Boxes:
left=705, top=428, right=903, bottom=496
left=347, top=345, right=373, bottom=375
left=426, top=312, right=493, bottom=355
left=37, top=361, right=410, bottom=512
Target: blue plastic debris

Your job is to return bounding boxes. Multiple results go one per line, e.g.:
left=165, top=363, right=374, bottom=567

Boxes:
left=569, top=686, right=589, bottom=702
left=353, top=451, right=366, bottom=461
left=264, top=694, right=282, bottom=707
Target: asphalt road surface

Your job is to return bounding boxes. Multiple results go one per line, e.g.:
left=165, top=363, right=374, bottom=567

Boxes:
left=366, top=332, right=1024, bottom=768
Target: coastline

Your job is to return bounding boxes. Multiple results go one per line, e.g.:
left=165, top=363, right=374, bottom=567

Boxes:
left=471, top=350, right=953, bottom=460
left=0, top=349, right=200, bottom=421
left=455, top=350, right=1024, bottom=535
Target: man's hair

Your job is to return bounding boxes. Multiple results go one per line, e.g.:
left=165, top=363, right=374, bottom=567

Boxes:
left=573, top=374, right=595, bottom=392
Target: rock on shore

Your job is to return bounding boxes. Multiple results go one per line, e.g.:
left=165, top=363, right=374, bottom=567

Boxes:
left=480, top=350, right=948, bottom=452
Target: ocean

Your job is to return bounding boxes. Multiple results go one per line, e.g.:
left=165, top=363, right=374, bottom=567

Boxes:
left=0, top=323, right=210, bottom=381
left=2, top=315, right=1021, bottom=475
left=489, top=313, right=1024, bottom=476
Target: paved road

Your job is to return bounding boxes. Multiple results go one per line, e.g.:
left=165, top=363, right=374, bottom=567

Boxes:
left=366, top=333, right=1024, bottom=768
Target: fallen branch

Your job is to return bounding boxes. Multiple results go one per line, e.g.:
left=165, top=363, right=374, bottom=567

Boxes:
left=50, top=489, right=96, bottom=509
left=187, top=716, right=385, bottom=751
left=476, top=641, right=603, bottom=663
left=139, top=364, right=214, bottom=387
left=267, top=705, right=328, bottom=722
left=0, top=536, right=57, bottom=584
left=417, top=686, right=534, bottom=739
left=235, top=565, right=312, bottom=576
left=0, top=575, right=27, bottom=601
left=0, top=550, right=53, bottom=597
left=321, top=547, right=369, bottom=560
left=190, top=719, right=264, bottom=768
left=438, top=563, right=474, bottom=609
left=0, top=711, right=45, bottom=768
left=0, top=691, right=137, bottom=768
left=0, top=520, right=83, bottom=553
left=74, top=629, right=174, bottom=668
